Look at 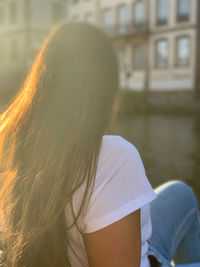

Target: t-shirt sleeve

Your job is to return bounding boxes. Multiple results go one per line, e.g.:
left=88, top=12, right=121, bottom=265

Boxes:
left=82, top=136, right=156, bottom=233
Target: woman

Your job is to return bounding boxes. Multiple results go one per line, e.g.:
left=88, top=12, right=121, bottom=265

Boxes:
left=0, top=22, right=199, bottom=267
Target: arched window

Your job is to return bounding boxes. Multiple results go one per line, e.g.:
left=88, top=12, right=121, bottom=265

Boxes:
left=177, top=0, right=190, bottom=22
left=117, top=5, right=127, bottom=34
left=103, top=9, right=112, bottom=34
left=155, top=39, right=168, bottom=68
left=157, top=0, right=168, bottom=25
left=133, top=1, right=144, bottom=26
left=176, top=37, right=190, bottom=66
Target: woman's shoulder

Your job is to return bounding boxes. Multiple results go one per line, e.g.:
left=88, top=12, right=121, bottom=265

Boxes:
left=82, top=136, right=155, bottom=233
left=102, top=134, right=133, bottom=146
left=101, top=135, right=140, bottom=161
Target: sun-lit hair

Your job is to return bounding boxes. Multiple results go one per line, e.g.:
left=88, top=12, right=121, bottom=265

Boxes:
left=0, top=22, right=118, bottom=267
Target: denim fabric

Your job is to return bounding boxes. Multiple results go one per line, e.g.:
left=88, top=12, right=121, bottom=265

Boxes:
left=147, top=180, right=200, bottom=267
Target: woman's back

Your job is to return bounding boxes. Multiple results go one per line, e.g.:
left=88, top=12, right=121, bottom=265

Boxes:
left=65, top=135, right=156, bottom=267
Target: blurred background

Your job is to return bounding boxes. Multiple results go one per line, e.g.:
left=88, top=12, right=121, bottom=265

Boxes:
left=0, top=0, right=200, bottom=198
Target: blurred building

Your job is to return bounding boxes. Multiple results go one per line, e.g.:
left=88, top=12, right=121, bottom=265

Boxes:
left=0, top=0, right=199, bottom=95
left=0, top=0, right=66, bottom=75
left=67, top=0, right=198, bottom=94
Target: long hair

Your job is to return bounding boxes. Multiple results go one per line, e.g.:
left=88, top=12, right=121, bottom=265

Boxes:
left=0, top=22, right=118, bottom=267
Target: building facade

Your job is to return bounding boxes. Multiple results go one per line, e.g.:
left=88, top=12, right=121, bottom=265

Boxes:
left=67, top=0, right=198, bottom=93
left=0, top=0, right=66, bottom=74
left=0, top=0, right=198, bottom=93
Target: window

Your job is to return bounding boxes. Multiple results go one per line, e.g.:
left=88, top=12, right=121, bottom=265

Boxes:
left=133, top=1, right=144, bottom=26
left=156, top=40, right=168, bottom=68
left=0, top=6, right=5, bottom=24
left=177, top=0, right=190, bottom=22
left=103, top=9, right=112, bottom=29
left=85, top=13, right=94, bottom=24
left=132, top=44, right=144, bottom=70
left=176, top=37, right=190, bottom=66
left=10, top=39, right=18, bottom=61
left=10, top=1, right=17, bottom=24
left=117, top=6, right=127, bottom=34
left=157, top=0, right=168, bottom=25
left=52, top=3, right=65, bottom=23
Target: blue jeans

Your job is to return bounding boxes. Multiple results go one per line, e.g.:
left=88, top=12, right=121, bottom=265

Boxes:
left=147, top=180, right=200, bottom=267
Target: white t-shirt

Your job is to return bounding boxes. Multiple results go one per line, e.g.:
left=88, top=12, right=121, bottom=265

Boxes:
left=65, top=135, right=157, bottom=267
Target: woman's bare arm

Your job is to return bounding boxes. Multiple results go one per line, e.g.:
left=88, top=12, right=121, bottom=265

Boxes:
left=84, top=209, right=141, bottom=267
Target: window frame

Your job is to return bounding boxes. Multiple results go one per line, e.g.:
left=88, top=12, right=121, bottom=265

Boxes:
left=116, top=4, right=127, bottom=34
left=156, top=0, right=168, bottom=26
left=176, top=0, right=191, bottom=23
left=102, top=8, right=112, bottom=28
left=133, top=1, right=144, bottom=26
left=155, top=38, right=169, bottom=69
left=175, top=35, right=191, bottom=67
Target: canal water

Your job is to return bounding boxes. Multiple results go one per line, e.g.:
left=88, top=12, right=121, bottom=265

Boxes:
left=116, top=114, right=200, bottom=198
